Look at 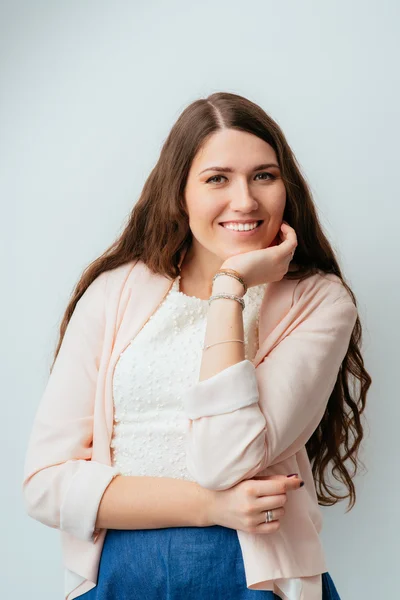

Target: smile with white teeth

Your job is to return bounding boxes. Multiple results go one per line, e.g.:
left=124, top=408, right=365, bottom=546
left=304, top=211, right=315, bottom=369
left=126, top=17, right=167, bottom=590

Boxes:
left=221, top=221, right=261, bottom=231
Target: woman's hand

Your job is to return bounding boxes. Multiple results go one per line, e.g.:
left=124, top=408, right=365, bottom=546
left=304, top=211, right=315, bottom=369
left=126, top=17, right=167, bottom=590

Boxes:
left=220, top=221, right=298, bottom=289
left=205, top=474, right=303, bottom=534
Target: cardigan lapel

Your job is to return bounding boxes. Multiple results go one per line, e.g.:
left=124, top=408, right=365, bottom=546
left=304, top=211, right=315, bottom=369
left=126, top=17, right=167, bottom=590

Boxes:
left=104, top=246, right=190, bottom=443
left=252, top=278, right=297, bottom=368
left=104, top=264, right=174, bottom=443
left=116, top=244, right=189, bottom=357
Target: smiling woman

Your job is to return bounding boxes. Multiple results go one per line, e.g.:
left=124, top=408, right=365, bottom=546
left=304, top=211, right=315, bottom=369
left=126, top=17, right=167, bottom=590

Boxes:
left=23, top=91, right=371, bottom=600
left=181, top=127, right=288, bottom=289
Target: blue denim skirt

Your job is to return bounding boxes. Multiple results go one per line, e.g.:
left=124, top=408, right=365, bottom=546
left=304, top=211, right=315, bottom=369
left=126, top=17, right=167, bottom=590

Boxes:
left=77, top=526, right=341, bottom=599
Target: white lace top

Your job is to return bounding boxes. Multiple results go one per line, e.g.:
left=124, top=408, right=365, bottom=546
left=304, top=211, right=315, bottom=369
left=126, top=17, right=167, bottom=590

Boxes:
left=110, top=274, right=304, bottom=599
left=110, top=274, right=267, bottom=478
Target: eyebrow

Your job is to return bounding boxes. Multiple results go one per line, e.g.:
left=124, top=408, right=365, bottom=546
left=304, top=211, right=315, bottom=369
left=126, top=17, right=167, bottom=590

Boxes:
left=198, top=163, right=280, bottom=175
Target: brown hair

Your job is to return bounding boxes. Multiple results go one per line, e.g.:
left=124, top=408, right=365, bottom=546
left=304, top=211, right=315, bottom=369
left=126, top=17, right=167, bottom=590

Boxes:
left=51, top=92, right=371, bottom=510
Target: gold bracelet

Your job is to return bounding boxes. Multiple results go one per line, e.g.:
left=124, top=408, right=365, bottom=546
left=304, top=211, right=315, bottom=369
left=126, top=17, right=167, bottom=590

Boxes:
left=212, top=269, right=247, bottom=294
left=203, top=339, right=245, bottom=351
left=208, top=293, right=245, bottom=311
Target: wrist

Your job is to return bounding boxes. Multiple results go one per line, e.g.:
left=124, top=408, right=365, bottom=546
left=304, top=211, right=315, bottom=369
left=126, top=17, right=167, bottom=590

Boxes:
left=201, top=487, right=218, bottom=526
left=211, top=274, right=245, bottom=297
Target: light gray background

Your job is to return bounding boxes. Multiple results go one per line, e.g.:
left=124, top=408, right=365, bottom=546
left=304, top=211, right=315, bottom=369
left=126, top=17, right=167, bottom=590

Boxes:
left=3, top=1, right=399, bottom=598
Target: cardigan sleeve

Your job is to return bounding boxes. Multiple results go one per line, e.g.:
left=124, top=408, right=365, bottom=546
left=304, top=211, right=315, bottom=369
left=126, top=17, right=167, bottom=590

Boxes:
left=22, top=272, right=121, bottom=543
left=183, top=290, right=358, bottom=491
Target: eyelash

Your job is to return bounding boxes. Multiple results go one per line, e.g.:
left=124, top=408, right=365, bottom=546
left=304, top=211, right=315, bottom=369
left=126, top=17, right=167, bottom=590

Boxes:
left=205, top=172, right=276, bottom=184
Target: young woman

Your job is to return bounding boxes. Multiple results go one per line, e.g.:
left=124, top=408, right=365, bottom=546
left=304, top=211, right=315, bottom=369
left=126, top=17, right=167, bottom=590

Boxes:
left=23, top=92, right=371, bottom=600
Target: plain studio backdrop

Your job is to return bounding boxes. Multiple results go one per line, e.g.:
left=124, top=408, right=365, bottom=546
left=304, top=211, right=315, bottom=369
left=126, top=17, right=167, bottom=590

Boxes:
left=2, top=1, right=399, bottom=598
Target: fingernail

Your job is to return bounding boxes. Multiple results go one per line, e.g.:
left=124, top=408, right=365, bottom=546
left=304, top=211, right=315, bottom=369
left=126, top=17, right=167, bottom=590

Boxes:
left=299, top=481, right=305, bottom=487
left=286, top=473, right=298, bottom=478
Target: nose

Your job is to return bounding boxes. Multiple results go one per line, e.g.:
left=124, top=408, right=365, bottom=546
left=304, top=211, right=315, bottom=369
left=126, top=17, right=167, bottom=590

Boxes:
left=229, top=182, right=259, bottom=213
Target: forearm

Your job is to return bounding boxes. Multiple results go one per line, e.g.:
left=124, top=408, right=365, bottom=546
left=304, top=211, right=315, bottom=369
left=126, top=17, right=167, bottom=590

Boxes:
left=186, top=274, right=266, bottom=489
left=200, top=276, right=246, bottom=381
left=96, top=475, right=213, bottom=530
left=96, top=280, right=246, bottom=530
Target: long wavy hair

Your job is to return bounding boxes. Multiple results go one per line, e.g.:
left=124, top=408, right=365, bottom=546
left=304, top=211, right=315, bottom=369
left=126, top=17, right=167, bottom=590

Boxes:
left=51, top=91, right=371, bottom=510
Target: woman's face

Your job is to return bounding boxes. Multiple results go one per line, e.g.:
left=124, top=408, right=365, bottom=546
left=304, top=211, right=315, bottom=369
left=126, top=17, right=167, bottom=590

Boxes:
left=184, top=128, right=287, bottom=263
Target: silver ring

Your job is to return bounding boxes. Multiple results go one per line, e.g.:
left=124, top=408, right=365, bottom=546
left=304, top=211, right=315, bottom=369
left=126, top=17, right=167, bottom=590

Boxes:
left=265, top=509, right=274, bottom=523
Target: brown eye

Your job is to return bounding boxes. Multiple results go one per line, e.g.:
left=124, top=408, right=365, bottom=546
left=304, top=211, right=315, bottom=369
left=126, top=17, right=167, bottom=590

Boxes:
left=255, top=172, right=275, bottom=181
left=206, top=175, right=226, bottom=184
left=206, top=172, right=275, bottom=184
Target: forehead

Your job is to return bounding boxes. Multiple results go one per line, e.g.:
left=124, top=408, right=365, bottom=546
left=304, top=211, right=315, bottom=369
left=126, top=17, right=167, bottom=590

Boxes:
left=191, top=129, right=277, bottom=171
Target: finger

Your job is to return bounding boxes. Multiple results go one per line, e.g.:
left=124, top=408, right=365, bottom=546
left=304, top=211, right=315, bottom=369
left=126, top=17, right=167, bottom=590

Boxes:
left=281, top=226, right=297, bottom=248
left=256, top=507, right=285, bottom=525
left=250, top=520, right=281, bottom=534
left=253, top=493, right=287, bottom=511
left=284, top=476, right=304, bottom=492
left=253, top=474, right=294, bottom=485
left=281, top=220, right=295, bottom=231
left=278, top=228, right=297, bottom=255
left=250, top=478, right=286, bottom=497
left=251, top=474, right=303, bottom=494
left=252, top=474, right=287, bottom=481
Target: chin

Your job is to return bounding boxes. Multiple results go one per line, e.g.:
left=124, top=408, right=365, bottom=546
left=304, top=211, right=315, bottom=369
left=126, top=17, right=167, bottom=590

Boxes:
left=223, top=233, right=279, bottom=255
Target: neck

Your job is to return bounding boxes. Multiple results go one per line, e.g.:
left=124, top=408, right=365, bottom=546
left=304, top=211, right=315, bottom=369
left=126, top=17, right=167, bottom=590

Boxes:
left=179, top=243, right=224, bottom=287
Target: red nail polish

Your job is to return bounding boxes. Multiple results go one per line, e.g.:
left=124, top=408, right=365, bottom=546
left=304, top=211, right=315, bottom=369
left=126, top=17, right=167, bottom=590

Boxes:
left=286, top=473, right=298, bottom=478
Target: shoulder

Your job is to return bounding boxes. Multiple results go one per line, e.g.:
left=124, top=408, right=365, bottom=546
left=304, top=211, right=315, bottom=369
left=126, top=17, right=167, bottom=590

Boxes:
left=77, top=260, right=142, bottom=316
left=103, top=260, right=141, bottom=293
left=89, top=259, right=145, bottom=298
left=292, top=270, right=355, bottom=309
left=257, top=269, right=357, bottom=362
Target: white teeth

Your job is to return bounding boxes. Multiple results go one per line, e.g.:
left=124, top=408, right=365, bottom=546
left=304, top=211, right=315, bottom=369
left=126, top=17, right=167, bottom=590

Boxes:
left=222, top=221, right=260, bottom=231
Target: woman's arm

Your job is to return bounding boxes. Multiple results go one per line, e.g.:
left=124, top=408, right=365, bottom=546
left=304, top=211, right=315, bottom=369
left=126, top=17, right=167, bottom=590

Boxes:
left=184, top=277, right=358, bottom=490
left=96, top=475, right=211, bottom=531
left=95, top=473, right=304, bottom=537
left=93, top=274, right=245, bottom=534
left=22, top=273, right=125, bottom=544
left=199, top=275, right=246, bottom=381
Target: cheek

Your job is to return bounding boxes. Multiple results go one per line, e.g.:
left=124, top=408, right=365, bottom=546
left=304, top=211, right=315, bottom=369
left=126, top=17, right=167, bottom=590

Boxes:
left=188, top=203, right=220, bottom=230
left=268, top=187, right=286, bottom=212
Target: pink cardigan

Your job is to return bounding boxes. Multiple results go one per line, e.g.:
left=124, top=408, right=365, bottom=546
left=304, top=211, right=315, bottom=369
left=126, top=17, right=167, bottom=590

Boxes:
left=22, top=249, right=357, bottom=600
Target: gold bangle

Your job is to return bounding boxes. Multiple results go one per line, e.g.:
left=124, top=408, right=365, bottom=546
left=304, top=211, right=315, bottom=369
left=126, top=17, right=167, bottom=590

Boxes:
left=203, top=339, right=245, bottom=351
left=212, top=269, right=247, bottom=294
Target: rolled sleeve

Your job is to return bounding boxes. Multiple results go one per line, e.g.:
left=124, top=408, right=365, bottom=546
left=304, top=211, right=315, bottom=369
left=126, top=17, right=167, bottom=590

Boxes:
left=22, top=271, right=121, bottom=542
left=60, top=461, right=121, bottom=542
left=184, top=360, right=259, bottom=420
left=182, top=287, right=358, bottom=490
